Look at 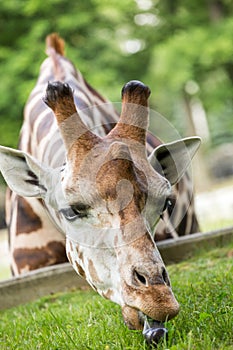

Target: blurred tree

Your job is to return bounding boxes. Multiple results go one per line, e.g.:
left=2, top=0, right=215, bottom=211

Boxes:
left=144, top=0, right=233, bottom=148
left=0, top=0, right=232, bottom=153
left=0, top=0, right=140, bottom=147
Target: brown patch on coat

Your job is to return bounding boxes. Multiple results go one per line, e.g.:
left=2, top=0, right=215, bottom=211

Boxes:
left=102, top=289, right=114, bottom=300
left=13, top=241, right=67, bottom=273
left=16, top=197, right=42, bottom=235
left=75, top=245, right=84, bottom=263
left=69, top=241, right=73, bottom=251
left=121, top=305, right=143, bottom=330
left=67, top=251, right=73, bottom=265
left=75, top=260, right=86, bottom=278
left=88, top=259, right=102, bottom=284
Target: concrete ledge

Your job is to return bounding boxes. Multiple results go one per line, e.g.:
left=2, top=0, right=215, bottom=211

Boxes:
left=157, top=226, right=233, bottom=264
left=0, top=263, right=89, bottom=310
left=0, top=226, right=232, bottom=311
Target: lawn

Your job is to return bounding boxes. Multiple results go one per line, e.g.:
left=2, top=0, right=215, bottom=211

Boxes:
left=0, top=242, right=232, bottom=350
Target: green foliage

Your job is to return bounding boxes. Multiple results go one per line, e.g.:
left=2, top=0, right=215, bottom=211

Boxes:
left=0, top=242, right=233, bottom=349
left=0, top=0, right=232, bottom=148
left=145, top=2, right=233, bottom=146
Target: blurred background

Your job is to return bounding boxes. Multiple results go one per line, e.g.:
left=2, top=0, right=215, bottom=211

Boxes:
left=0, top=0, right=233, bottom=278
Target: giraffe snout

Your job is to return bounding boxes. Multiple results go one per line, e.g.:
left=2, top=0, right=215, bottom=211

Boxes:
left=122, top=262, right=179, bottom=325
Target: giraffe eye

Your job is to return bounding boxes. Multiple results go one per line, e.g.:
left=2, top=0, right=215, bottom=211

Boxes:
left=160, top=196, right=175, bottom=218
left=60, top=204, right=90, bottom=221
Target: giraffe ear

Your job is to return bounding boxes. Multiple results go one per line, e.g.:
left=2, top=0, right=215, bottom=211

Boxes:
left=0, top=146, right=48, bottom=198
left=148, top=137, right=201, bottom=185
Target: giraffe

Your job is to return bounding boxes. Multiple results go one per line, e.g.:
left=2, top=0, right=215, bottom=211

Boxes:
left=4, top=33, right=199, bottom=277
left=0, top=33, right=201, bottom=341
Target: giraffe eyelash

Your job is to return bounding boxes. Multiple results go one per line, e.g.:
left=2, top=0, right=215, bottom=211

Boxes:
left=59, top=204, right=90, bottom=221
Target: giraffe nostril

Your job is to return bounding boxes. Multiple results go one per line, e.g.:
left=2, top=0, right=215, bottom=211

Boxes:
left=162, top=267, right=170, bottom=286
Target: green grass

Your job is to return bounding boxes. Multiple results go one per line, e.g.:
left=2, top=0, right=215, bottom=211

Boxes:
left=0, top=242, right=233, bottom=350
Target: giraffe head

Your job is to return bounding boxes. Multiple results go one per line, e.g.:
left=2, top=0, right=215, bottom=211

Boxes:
left=0, top=80, right=200, bottom=331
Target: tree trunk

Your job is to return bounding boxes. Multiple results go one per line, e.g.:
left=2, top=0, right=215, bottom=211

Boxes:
left=183, top=92, right=212, bottom=192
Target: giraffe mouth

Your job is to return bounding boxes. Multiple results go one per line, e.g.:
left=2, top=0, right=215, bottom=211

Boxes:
left=142, top=316, right=168, bottom=346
